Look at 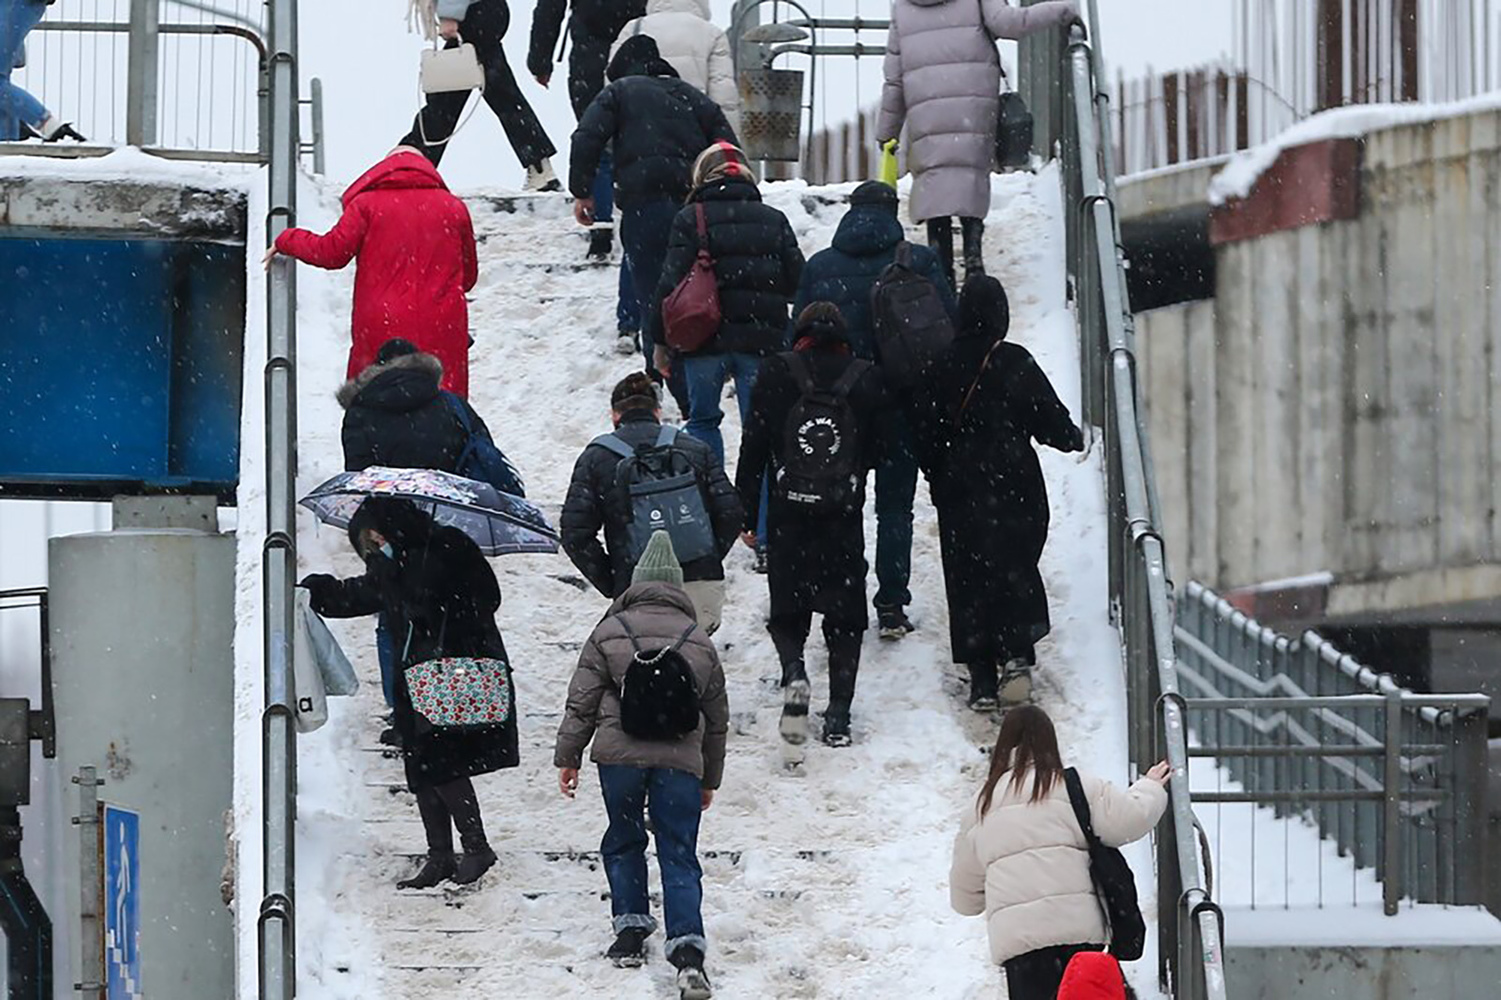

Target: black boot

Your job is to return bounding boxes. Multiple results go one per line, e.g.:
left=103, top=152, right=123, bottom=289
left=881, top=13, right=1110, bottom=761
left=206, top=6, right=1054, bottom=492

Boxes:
left=967, top=662, right=999, bottom=712
left=670, top=944, right=713, bottom=999
left=587, top=226, right=613, bottom=261
left=607, top=926, right=650, bottom=968
left=779, top=660, right=810, bottom=745
left=396, top=852, right=455, bottom=890
left=926, top=217, right=955, bottom=287
left=877, top=606, right=915, bottom=641
left=960, top=217, right=986, bottom=280
left=447, top=782, right=495, bottom=885
left=822, top=643, right=859, bottom=748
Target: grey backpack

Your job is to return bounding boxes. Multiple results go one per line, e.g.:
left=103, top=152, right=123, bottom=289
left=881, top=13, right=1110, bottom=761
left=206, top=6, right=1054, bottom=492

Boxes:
left=594, top=426, right=718, bottom=567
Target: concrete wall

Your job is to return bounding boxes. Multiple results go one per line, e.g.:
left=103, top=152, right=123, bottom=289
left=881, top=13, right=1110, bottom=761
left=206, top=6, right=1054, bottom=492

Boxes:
left=1227, top=943, right=1501, bottom=999
left=1135, top=109, right=1501, bottom=620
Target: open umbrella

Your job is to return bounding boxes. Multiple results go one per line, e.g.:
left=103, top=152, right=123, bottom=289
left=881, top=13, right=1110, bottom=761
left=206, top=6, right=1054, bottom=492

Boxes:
left=299, top=467, right=559, bottom=556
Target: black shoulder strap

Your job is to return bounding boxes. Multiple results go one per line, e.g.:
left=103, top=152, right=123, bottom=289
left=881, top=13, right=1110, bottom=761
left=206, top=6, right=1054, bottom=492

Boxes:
left=671, top=623, right=697, bottom=651
left=830, top=359, right=871, bottom=398
left=616, top=614, right=643, bottom=654
left=786, top=352, right=816, bottom=395
left=894, top=240, right=913, bottom=269
left=1063, top=767, right=1100, bottom=847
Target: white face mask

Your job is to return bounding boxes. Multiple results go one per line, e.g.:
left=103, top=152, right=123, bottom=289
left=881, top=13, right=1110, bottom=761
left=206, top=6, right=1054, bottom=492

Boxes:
left=378, top=542, right=395, bottom=560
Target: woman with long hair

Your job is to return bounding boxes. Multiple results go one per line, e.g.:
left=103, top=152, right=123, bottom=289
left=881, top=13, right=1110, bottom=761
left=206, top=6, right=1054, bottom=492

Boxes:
left=950, top=705, right=1169, bottom=999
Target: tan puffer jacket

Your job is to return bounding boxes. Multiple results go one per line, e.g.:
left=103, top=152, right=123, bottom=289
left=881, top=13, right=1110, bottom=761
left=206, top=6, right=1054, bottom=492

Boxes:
left=553, top=582, right=730, bottom=787
left=950, top=767, right=1167, bottom=964
left=612, top=0, right=739, bottom=133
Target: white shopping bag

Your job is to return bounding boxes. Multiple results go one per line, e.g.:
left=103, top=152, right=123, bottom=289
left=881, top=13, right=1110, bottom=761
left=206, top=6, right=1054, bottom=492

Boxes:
left=296, top=588, right=359, bottom=696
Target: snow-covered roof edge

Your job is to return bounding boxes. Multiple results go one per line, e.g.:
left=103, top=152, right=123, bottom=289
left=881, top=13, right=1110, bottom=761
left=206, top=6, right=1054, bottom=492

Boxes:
left=0, top=146, right=257, bottom=191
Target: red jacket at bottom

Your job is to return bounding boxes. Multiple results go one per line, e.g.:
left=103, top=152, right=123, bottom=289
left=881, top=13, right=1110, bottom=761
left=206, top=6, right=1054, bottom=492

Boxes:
left=276, top=149, right=478, bottom=397
left=1058, top=951, right=1129, bottom=1000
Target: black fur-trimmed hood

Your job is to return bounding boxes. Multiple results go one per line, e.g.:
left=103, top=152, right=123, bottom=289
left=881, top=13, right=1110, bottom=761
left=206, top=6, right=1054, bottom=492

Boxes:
left=336, top=352, right=444, bottom=410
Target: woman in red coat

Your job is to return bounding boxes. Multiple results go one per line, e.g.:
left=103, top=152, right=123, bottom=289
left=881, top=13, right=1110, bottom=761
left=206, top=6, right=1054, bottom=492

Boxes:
left=269, top=147, right=479, bottom=397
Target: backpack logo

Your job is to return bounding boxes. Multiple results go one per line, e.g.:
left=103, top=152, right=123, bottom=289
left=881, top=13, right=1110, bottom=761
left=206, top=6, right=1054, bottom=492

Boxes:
left=796, top=415, right=842, bottom=457
left=594, top=427, right=718, bottom=570
left=776, top=356, right=870, bottom=516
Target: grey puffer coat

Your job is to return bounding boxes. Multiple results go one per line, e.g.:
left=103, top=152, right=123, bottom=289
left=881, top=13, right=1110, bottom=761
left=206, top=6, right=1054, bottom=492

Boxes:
left=876, top=0, right=1078, bottom=222
left=554, top=583, right=730, bottom=788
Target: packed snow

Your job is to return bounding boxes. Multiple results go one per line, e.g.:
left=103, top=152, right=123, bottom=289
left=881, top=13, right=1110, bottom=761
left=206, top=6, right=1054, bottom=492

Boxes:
left=226, top=162, right=1161, bottom=998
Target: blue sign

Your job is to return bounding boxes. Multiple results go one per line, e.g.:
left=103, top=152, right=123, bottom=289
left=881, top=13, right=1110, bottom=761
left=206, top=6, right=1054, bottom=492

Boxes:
left=103, top=804, right=142, bottom=1000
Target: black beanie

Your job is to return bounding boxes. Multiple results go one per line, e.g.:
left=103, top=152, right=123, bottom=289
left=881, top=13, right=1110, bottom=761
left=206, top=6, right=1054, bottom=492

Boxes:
left=793, top=301, right=849, bottom=345
left=849, top=180, right=899, bottom=215
left=376, top=338, right=419, bottom=364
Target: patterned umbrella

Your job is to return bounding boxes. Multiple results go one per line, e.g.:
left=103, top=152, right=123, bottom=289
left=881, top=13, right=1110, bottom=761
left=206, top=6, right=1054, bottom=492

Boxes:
left=299, top=467, right=559, bottom=556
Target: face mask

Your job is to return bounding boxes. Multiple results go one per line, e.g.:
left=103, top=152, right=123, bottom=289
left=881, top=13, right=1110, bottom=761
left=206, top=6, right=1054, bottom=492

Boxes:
left=378, top=542, right=395, bottom=560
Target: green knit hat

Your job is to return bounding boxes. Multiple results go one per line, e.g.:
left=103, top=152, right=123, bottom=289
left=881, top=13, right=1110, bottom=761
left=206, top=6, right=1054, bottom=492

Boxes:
left=632, top=530, right=685, bottom=587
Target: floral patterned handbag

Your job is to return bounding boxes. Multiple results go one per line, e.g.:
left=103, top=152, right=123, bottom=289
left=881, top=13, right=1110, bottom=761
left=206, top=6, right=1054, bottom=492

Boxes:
left=405, top=657, right=513, bottom=729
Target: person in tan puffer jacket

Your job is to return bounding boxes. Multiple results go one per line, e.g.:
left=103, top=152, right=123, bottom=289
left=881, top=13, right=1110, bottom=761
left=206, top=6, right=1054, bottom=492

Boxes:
left=555, top=530, right=729, bottom=996
left=950, top=705, right=1169, bottom=999
left=611, top=0, right=739, bottom=132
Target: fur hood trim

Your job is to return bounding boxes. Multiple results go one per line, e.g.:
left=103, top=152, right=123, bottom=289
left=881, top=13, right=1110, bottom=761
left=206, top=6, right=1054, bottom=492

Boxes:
left=336, top=351, right=444, bottom=409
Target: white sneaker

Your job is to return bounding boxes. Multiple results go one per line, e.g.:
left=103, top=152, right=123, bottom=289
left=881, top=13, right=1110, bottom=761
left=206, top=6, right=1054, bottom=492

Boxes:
left=524, top=158, right=561, bottom=193
left=615, top=331, right=639, bottom=356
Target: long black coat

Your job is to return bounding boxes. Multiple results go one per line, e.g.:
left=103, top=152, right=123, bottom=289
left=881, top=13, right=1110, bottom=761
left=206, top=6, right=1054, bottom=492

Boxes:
left=338, top=352, right=477, bottom=473
left=568, top=52, right=736, bottom=208
left=648, top=177, right=805, bottom=357
left=911, top=333, right=1084, bottom=664
left=560, top=410, right=744, bottom=596
left=736, top=349, right=891, bottom=626
left=301, top=499, right=518, bottom=790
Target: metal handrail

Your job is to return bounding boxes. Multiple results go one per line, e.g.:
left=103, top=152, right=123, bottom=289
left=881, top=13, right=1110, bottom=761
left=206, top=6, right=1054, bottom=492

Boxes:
left=258, top=0, right=299, bottom=997
left=1045, top=6, right=1230, bottom=996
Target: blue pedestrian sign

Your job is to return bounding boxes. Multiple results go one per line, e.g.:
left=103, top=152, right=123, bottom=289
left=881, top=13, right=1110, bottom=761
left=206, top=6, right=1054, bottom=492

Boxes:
left=103, top=804, right=142, bottom=1000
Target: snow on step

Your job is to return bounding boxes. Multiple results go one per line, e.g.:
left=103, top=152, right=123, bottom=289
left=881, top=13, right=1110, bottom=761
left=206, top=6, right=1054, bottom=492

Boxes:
left=276, top=168, right=1149, bottom=998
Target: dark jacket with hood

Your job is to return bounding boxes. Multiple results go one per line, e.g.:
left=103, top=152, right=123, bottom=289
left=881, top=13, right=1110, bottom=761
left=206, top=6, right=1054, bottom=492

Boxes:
left=791, top=204, right=957, bottom=360
left=561, top=409, right=743, bottom=597
left=736, top=334, right=893, bottom=625
left=910, top=276, right=1084, bottom=665
left=339, top=351, right=482, bottom=473
left=648, top=175, right=805, bottom=357
left=569, top=35, right=737, bottom=209
left=300, top=498, right=518, bottom=790
left=528, top=0, right=648, bottom=118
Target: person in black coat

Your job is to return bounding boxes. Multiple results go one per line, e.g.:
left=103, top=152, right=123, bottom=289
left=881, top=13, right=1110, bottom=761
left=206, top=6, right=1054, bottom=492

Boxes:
left=790, top=180, right=956, bottom=638
left=648, top=142, right=804, bottom=476
left=561, top=372, right=743, bottom=632
left=300, top=498, right=517, bottom=889
left=736, top=304, right=892, bottom=747
left=910, top=276, right=1084, bottom=710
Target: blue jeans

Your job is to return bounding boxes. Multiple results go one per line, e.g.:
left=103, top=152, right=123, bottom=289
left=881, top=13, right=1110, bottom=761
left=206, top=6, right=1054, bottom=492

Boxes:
left=598, top=765, right=706, bottom=959
left=874, top=411, right=918, bottom=611
left=621, top=198, right=689, bottom=411
left=1, top=0, right=49, bottom=140
left=375, top=612, right=396, bottom=709
left=592, top=148, right=615, bottom=224
left=683, top=352, right=768, bottom=543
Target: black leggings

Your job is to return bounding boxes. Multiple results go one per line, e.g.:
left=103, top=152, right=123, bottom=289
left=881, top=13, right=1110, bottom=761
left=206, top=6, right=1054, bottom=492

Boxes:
left=402, top=0, right=556, bottom=168
left=925, top=216, right=986, bottom=287
left=768, top=611, right=864, bottom=713
left=414, top=776, right=487, bottom=855
left=1003, top=943, right=1105, bottom=1000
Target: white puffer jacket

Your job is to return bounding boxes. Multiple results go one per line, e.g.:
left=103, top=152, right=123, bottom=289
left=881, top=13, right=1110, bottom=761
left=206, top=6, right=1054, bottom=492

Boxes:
left=950, top=768, right=1168, bottom=965
left=612, top=0, right=740, bottom=132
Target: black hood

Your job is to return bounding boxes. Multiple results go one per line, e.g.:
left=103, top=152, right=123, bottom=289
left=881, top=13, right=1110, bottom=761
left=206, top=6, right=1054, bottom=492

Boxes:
left=958, top=274, right=1011, bottom=342
left=607, top=34, right=680, bottom=81
left=346, top=496, right=435, bottom=555
left=337, top=352, right=444, bottom=411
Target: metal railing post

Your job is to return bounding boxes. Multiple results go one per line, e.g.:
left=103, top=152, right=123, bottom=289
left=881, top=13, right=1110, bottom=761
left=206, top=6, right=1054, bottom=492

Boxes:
left=126, top=0, right=161, bottom=147
left=1451, top=706, right=1490, bottom=905
left=259, top=1, right=300, bottom=997
left=1383, top=688, right=1403, bottom=914
left=72, top=767, right=104, bottom=999
left=310, top=77, right=326, bottom=175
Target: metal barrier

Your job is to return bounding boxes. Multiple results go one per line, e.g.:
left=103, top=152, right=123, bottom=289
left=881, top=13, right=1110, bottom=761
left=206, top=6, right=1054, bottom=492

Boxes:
left=258, top=0, right=299, bottom=996
left=1041, top=3, right=1230, bottom=996
left=1176, top=581, right=1491, bottom=915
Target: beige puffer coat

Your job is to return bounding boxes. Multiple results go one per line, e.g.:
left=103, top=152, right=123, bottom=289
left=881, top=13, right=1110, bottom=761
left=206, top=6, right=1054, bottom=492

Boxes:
left=612, top=0, right=740, bottom=132
left=553, top=582, right=730, bottom=788
left=950, top=767, right=1167, bottom=964
left=876, top=0, right=1078, bottom=222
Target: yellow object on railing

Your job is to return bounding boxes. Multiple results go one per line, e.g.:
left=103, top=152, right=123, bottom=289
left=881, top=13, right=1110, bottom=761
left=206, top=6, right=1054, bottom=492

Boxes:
left=879, top=140, right=899, bottom=188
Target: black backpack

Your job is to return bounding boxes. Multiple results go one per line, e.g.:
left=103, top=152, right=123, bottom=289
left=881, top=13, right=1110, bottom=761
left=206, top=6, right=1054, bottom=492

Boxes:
left=774, top=353, right=870, bottom=516
left=1063, top=767, right=1147, bottom=961
left=870, top=241, right=955, bottom=390
left=594, top=426, right=718, bottom=567
left=616, top=619, right=701, bottom=741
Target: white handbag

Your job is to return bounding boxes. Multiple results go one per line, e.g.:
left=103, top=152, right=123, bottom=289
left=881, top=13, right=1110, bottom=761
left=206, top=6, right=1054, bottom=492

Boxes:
left=420, top=42, right=485, bottom=94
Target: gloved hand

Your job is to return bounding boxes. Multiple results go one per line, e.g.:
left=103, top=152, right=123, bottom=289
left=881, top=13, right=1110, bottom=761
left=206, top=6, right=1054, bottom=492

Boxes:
left=297, top=574, right=337, bottom=608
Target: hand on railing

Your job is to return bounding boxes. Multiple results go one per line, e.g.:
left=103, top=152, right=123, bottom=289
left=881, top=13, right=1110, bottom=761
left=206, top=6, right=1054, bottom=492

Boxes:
left=1146, top=760, right=1171, bottom=786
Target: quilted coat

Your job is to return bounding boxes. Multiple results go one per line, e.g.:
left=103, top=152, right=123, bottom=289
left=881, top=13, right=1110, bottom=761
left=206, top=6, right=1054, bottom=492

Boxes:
left=612, top=0, right=739, bottom=131
left=950, top=767, right=1166, bottom=965
left=876, top=0, right=1078, bottom=222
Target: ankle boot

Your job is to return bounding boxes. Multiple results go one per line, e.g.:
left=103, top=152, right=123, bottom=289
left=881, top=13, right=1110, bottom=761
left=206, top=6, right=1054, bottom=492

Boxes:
left=779, top=660, right=810, bottom=745
left=967, top=662, right=999, bottom=711
left=397, top=851, right=456, bottom=889
left=960, top=217, right=986, bottom=279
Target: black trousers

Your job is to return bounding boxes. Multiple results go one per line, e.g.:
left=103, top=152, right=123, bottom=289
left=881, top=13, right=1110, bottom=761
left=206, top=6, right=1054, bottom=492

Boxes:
left=768, top=610, right=864, bottom=715
left=926, top=216, right=986, bottom=286
left=402, top=0, right=556, bottom=168
left=567, top=34, right=613, bottom=120
left=414, top=776, right=488, bottom=855
left=1003, top=943, right=1105, bottom=1000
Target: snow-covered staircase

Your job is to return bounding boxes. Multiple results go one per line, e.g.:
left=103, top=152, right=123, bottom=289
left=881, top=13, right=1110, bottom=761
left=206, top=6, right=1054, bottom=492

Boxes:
left=276, top=169, right=1154, bottom=998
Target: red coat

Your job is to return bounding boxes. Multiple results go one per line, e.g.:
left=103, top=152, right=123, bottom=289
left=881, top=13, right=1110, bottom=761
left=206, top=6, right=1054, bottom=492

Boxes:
left=276, top=151, right=478, bottom=397
left=1058, top=952, right=1128, bottom=1000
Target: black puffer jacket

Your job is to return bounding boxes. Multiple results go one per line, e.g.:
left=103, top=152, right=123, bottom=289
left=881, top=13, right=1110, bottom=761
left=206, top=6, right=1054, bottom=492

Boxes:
left=560, top=410, right=744, bottom=596
left=527, top=0, right=646, bottom=83
left=338, top=352, right=481, bottom=473
left=648, top=177, right=805, bottom=357
left=569, top=37, right=736, bottom=208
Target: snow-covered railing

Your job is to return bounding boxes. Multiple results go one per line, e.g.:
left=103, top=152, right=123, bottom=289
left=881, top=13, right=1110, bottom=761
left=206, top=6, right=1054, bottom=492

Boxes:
left=1041, top=5, right=1231, bottom=997
left=1176, top=581, right=1491, bottom=915
left=258, top=0, right=299, bottom=997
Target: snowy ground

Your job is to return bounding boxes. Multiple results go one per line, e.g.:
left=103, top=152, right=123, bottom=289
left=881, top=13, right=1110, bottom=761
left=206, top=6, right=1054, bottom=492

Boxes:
left=256, top=165, right=1157, bottom=998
